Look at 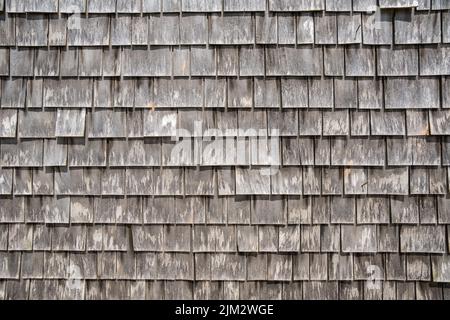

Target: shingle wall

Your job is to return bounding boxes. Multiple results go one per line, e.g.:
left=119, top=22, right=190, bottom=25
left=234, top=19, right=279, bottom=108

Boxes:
left=0, top=0, right=449, bottom=300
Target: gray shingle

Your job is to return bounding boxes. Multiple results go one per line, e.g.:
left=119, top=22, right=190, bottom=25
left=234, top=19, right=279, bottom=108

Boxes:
left=190, top=47, right=215, bottom=76
left=407, top=111, right=430, bottom=136
left=324, top=47, right=344, bottom=76
left=34, top=49, right=59, bottom=77
left=303, top=282, right=338, bottom=300
left=322, top=111, right=348, bottom=135
left=385, top=78, right=440, bottom=109
left=180, top=14, right=207, bottom=45
left=391, top=197, right=419, bottom=224
left=444, top=11, right=450, bottom=43
left=60, top=48, right=79, bottom=77
left=320, top=225, right=341, bottom=251
left=87, top=0, right=116, bottom=13
left=379, top=0, right=419, bottom=8
left=236, top=168, right=270, bottom=195
left=131, top=16, right=148, bottom=45
left=368, top=168, right=409, bottom=195
left=210, top=14, right=254, bottom=45
left=154, top=168, right=183, bottom=195
left=308, top=79, right=333, bottom=109
left=224, top=0, right=266, bottom=11
left=16, top=15, right=48, bottom=46
left=44, top=79, right=92, bottom=108
left=351, top=110, right=370, bottom=136
left=142, top=0, right=160, bottom=12
left=431, top=255, right=450, bottom=282
left=114, top=79, right=134, bottom=108
left=185, top=168, right=215, bottom=195
left=268, top=254, right=292, bottom=281
left=21, top=252, right=44, bottom=279
left=266, top=46, right=323, bottom=76
left=358, top=79, right=383, bottom=109
left=334, top=79, right=357, bottom=109
left=269, top=0, right=325, bottom=11
left=18, top=111, right=55, bottom=138
left=25, top=80, right=43, bottom=109
left=8, top=0, right=58, bottom=12
left=162, top=0, right=181, bottom=12
left=149, top=15, right=179, bottom=45
left=281, top=79, right=308, bottom=108
left=110, top=16, right=131, bottom=46
left=430, top=110, right=450, bottom=134
left=182, top=0, right=222, bottom=12
left=433, top=0, right=450, bottom=10
left=395, top=11, right=441, bottom=44
left=109, top=139, right=158, bottom=167
left=239, top=47, right=264, bottom=76
left=89, top=110, right=126, bottom=138
left=0, top=169, right=13, bottom=195
left=357, top=197, right=389, bottom=224
left=332, top=138, right=385, bottom=166
left=407, top=254, right=431, bottom=281
left=400, top=225, right=446, bottom=253
left=371, top=111, right=406, bottom=135
left=345, top=46, right=375, bottom=76
left=117, top=0, right=141, bottom=12
left=420, top=46, right=450, bottom=75
left=59, top=0, right=86, bottom=13
left=326, top=0, right=352, bottom=11
left=217, top=48, right=238, bottom=76
left=378, top=46, right=419, bottom=76
left=55, top=109, right=86, bottom=137
left=122, top=48, right=172, bottom=77
left=0, top=110, right=17, bottom=138
left=10, top=49, right=34, bottom=77
left=297, top=13, right=315, bottom=43
left=277, top=14, right=296, bottom=44
left=0, top=252, right=20, bottom=279
left=102, top=49, right=121, bottom=76
left=337, top=13, right=362, bottom=44
left=271, top=167, right=302, bottom=195
left=48, top=17, right=67, bottom=45
left=1, top=139, right=43, bottom=167
left=69, top=139, right=106, bottom=167
left=52, top=226, right=86, bottom=251
left=362, top=11, right=393, bottom=45
left=0, top=49, right=8, bottom=75
left=43, top=140, right=66, bottom=167
left=256, top=13, right=277, bottom=44
left=143, top=110, right=177, bottom=137
left=0, top=14, right=15, bottom=46
left=67, top=16, right=109, bottom=46
left=315, top=13, right=337, bottom=44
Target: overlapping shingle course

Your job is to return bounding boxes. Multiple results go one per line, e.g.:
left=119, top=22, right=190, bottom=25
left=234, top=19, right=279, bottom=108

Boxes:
left=0, top=0, right=449, bottom=300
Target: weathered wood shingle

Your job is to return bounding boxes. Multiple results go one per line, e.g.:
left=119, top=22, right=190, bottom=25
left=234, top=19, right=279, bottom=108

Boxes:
left=0, top=2, right=449, bottom=301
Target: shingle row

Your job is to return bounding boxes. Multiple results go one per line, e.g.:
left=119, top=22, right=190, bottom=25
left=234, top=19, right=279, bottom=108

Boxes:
left=1, top=195, right=450, bottom=223
left=0, top=279, right=448, bottom=300
left=1, top=78, right=450, bottom=109
left=4, top=109, right=450, bottom=138
left=1, top=251, right=449, bottom=283
left=0, top=222, right=449, bottom=251
left=2, top=46, right=450, bottom=77
left=0, top=137, right=449, bottom=166
left=1, top=12, right=450, bottom=47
